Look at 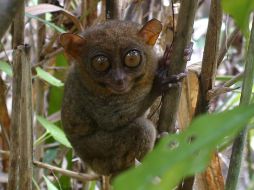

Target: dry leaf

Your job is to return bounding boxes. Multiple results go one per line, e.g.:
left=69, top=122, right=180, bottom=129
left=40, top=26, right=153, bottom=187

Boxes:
left=25, top=3, right=83, bottom=32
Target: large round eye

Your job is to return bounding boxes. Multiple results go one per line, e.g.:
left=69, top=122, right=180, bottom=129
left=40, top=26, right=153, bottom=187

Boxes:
left=124, top=50, right=141, bottom=68
left=91, top=55, right=110, bottom=72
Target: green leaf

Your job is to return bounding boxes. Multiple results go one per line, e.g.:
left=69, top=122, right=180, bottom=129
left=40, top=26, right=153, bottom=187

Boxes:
left=48, top=54, right=68, bottom=115
left=113, top=105, right=254, bottom=190
left=43, top=176, right=59, bottom=190
left=221, top=0, right=254, bottom=37
left=0, top=61, right=12, bottom=76
left=37, top=115, right=71, bottom=148
left=43, top=148, right=58, bottom=164
left=36, top=67, right=64, bottom=87
left=89, top=181, right=97, bottom=190
left=25, top=13, right=65, bottom=33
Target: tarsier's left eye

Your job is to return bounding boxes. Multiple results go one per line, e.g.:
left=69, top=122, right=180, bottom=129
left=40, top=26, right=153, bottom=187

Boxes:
left=91, top=55, right=110, bottom=72
left=124, top=50, right=141, bottom=68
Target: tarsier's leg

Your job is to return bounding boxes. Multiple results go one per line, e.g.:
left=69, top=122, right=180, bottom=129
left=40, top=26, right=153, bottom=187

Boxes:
left=75, top=117, right=156, bottom=175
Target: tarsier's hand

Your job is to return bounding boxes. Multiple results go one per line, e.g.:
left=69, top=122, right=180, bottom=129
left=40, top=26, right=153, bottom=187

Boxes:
left=153, top=42, right=193, bottom=95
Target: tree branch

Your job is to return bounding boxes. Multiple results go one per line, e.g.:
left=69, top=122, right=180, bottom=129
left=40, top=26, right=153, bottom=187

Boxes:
left=33, top=160, right=100, bottom=182
left=195, top=0, right=222, bottom=115
left=158, top=0, right=198, bottom=133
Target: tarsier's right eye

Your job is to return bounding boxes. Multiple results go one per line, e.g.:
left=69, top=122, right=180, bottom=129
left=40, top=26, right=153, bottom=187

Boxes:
left=91, top=55, right=110, bottom=72
left=124, top=50, right=142, bottom=68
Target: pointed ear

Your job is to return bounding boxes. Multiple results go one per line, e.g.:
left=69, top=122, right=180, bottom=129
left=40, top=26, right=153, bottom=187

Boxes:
left=59, top=33, right=86, bottom=59
left=138, top=19, right=162, bottom=46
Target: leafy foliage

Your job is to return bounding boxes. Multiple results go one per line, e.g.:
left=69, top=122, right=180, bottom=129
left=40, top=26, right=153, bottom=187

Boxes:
left=114, top=105, right=254, bottom=190
left=43, top=176, right=59, bottom=190
left=36, top=115, right=71, bottom=148
left=0, top=61, right=12, bottom=76
left=221, top=0, right=254, bottom=37
left=36, top=67, right=64, bottom=87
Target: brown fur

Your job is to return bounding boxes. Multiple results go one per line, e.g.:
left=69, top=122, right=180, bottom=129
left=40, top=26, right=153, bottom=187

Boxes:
left=61, top=20, right=162, bottom=175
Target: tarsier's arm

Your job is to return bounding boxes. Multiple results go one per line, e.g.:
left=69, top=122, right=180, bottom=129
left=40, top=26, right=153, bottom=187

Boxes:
left=139, top=42, right=193, bottom=115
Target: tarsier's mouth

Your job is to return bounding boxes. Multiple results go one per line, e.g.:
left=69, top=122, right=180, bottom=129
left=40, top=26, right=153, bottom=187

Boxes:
left=107, top=83, right=131, bottom=94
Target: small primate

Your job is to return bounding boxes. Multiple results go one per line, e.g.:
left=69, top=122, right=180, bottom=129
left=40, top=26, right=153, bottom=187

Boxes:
left=60, top=19, right=191, bottom=175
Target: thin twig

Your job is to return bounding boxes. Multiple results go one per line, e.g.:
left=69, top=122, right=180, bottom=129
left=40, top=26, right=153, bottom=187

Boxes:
left=217, top=28, right=240, bottom=67
left=207, top=86, right=239, bottom=100
left=33, top=160, right=100, bottom=182
left=224, top=72, right=243, bottom=87
left=207, top=72, right=243, bottom=100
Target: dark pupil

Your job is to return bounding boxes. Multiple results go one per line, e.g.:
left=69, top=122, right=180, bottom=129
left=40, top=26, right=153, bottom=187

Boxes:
left=125, top=50, right=141, bottom=67
left=92, top=56, right=109, bottom=72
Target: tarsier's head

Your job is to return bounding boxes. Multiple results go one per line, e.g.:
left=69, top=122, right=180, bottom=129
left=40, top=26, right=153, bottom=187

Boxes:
left=59, top=19, right=162, bottom=95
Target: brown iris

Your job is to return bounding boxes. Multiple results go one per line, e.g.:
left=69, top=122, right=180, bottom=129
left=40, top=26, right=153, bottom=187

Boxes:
left=91, top=55, right=110, bottom=72
left=124, top=50, right=141, bottom=68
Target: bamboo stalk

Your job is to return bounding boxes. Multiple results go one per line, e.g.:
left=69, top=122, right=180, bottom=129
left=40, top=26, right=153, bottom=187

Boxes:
left=0, top=0, right=22, bottom=39
left=8, top=46, right=22, bottom=190
left=193, top=1, right=223, bottom=189
left=34, top=0, right=47, bottom=184
left=19, top=45, right=33, bottom=190
left=225, top=16, right=254, bottom=190
left=106, top=0, right=118, bottom=19
left=158, top=0, right=198, bottom=133
left=8, top=1, right=25, bottom=189
left=195, top=0, right=222, bottom=115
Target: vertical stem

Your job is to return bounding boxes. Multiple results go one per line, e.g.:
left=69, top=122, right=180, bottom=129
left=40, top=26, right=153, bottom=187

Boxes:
left=86, top=0, right=98, bottom=26
left=247, top=132, right=254, bottom=180
left=226, top=16, right=254, bottom=190
left=19, top=45, right=33, bottom=190
left=102, top=176, right=110, bottom=190
left=8, top=48, right=22, bottom=190
left=193, top=1, right=223, bottom=189
left=12, top=1, right=24, bottom=49
left=0, top=0, right=22, bottom=39
left=217, top=28, right=240, bottom=67
left=34, top=0, right=46, bottom=184
left=195, top=0, right=222, bottom=115
left=106, top=0, right=118, bottom=19
left=81, top=0, right=88, bottom=27
left=158, top=0, right=198, bottom=133
left=8, top=1, right=25, bottom=189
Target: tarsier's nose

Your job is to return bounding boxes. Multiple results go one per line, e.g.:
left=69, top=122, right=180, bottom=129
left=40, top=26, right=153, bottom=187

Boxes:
left=112, top=69, right=126, bottom=84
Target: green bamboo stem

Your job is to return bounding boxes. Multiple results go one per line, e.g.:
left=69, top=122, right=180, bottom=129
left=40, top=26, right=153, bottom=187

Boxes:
left=225, top=16, right=254, bottom=190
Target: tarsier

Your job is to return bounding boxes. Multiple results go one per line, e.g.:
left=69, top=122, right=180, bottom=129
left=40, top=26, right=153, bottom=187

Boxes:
left=60, top=19, right=192, bottom=175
